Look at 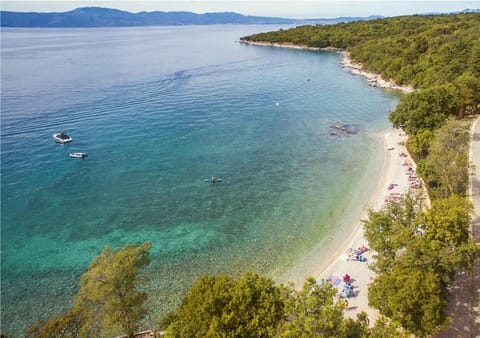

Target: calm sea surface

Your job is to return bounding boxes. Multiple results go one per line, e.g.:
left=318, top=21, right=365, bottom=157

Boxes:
left=1, top=25, right=398, bottom=335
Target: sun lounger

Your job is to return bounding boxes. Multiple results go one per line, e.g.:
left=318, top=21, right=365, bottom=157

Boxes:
left=354, top=245, right=369, bottom=255
left=348, top=254, right=366, bottom=262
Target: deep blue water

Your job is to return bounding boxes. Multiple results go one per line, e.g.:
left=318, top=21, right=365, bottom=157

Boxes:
left=1, top=25, right=398, bottom=335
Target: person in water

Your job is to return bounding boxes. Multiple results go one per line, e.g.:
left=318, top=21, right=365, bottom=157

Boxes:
left=211, top=176, right=217, bottom=183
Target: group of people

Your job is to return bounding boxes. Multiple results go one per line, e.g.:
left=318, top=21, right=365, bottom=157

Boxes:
left=345, top=245, right=369, bottom=262
left=339, top=274, right=354, bottom=299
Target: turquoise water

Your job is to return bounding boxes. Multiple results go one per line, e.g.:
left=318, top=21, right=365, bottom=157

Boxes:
left=1, top=25, right=398, bottom=335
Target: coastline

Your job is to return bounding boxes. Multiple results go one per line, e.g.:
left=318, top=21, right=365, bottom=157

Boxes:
left=241, top=39, right=420, bottom=322
left=312, top=129, right=417, bottom=323
left=339, top=51, right=414, bottom=93
left=240, top=40, right=414, bottom=93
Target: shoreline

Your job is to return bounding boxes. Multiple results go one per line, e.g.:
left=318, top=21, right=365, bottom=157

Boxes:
left=240, top=39, right=420, bottom=322
left=240, top=40, right=414, bottom=93
left=339, top=51, right=414, bottom=93
left=312, top=128, right=418, bottom=323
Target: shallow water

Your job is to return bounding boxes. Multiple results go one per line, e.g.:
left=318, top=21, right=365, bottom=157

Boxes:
left=1, top=25, right=398, bottom=335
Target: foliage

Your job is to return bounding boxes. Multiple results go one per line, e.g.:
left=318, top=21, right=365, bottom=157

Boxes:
left=164, top=272, right=284, bottom=337
left=368, top=266, right=448, bottom=337
left=422, top=118, right=470, bottom=198
left=424, top=195, right=472, bottom=246
left=29, top=243, right=152, bottom=338
left=363, top=195, right=422, bottom=274
left=368, top=316, right=406, bottom=338
left=363, top=195, right=479, bottom=336
left=406, top=129, right=433, bottom=159
left=25, top=310, right=83, bottom=338
left=389, top=84, right=459, bottom=134
left=279, top=277, right=353, bottom=337
left=164, top=274, right=373, bottom=337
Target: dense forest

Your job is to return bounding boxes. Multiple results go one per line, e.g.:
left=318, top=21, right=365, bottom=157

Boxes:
left=20, top=13, right=480, bottom=338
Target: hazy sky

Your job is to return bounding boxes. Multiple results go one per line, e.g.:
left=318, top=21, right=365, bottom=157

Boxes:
left=1, top=1, right=479, bottom=18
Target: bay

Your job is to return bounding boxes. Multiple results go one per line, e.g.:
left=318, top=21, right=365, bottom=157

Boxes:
left=1, top=25, right=398, bottom=335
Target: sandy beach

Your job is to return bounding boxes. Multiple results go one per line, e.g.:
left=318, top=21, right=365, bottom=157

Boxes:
left=313, top=129, right=422, bottom=323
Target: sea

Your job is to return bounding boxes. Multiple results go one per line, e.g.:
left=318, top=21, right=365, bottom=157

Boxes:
left=1, top=25, right=399, bottom=335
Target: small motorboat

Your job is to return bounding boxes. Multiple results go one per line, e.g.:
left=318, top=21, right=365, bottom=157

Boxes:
left=53, top=132, right=72, bottom=143
left=69, top=152, right=87, bottom=159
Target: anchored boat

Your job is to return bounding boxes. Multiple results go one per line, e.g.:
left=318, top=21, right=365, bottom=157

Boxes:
left=69, top=152, right=87, bottom=159
left=53, top=132, right=72, bottom=143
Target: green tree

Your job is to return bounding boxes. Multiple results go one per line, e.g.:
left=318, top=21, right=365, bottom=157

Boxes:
left=279, top=278, right=371, bottom=338
left=423, top=118, right=470, bottom=198
left=368, top=316, right=407, bottom=338
left=406, top=128, right=433, bottom=159
left=29, top=243, right=152, bottom=338
left=368, top=266, right=448, bottom=337
left=279, top=277, right=347, bottom=338
left=421, top=196, right=480, bottom=278
left=26, top=310, right=83, bottom=338
left=424, top=195, right=472, bottom=246
left=74, top=242, right=152, bottom=337
left=389, top=84, right=459, bottom=135
left=165, top=272, right=284, bottom=337
left=454, top=71, right=480, bottom=117
left=363, top=195, right=421, bottom=273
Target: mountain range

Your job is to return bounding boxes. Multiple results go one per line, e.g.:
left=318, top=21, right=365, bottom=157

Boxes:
left=0, top=7, right=384, bottom=27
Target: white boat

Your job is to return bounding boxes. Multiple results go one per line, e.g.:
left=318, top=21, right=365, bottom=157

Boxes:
left=53, top=132, right=72, bottom=143
left=69, top=152, right=87, bottom=159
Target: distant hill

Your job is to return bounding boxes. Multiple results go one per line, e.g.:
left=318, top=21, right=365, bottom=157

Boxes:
left=0, top=7, right=383, bottom=27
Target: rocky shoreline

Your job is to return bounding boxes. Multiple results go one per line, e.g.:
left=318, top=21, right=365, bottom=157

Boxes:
left=339, top=51, right=414, bottom=93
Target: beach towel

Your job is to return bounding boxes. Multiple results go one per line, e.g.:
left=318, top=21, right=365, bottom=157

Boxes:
left=327, top=275, right=341, bottom=286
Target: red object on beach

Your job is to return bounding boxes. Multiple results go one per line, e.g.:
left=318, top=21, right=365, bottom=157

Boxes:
left=343, top=274, right=351, bottom=283
left=354, top=245, right=369, bottom=255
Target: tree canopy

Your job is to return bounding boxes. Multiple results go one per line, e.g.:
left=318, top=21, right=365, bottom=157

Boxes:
left=164, top=272, right=284, bottom=337
left=162, top=273, right=381, bottom=337
left=278, top=277, right=369, bottom=338
left=28, top=242, right=152, bottom=338
left=363, top=196, right=479, bottom=336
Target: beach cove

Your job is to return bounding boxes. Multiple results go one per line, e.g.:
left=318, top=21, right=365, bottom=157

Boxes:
left=1, top=25, right=401, bottom=335
left=240, top=39, right=425, bottom=321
